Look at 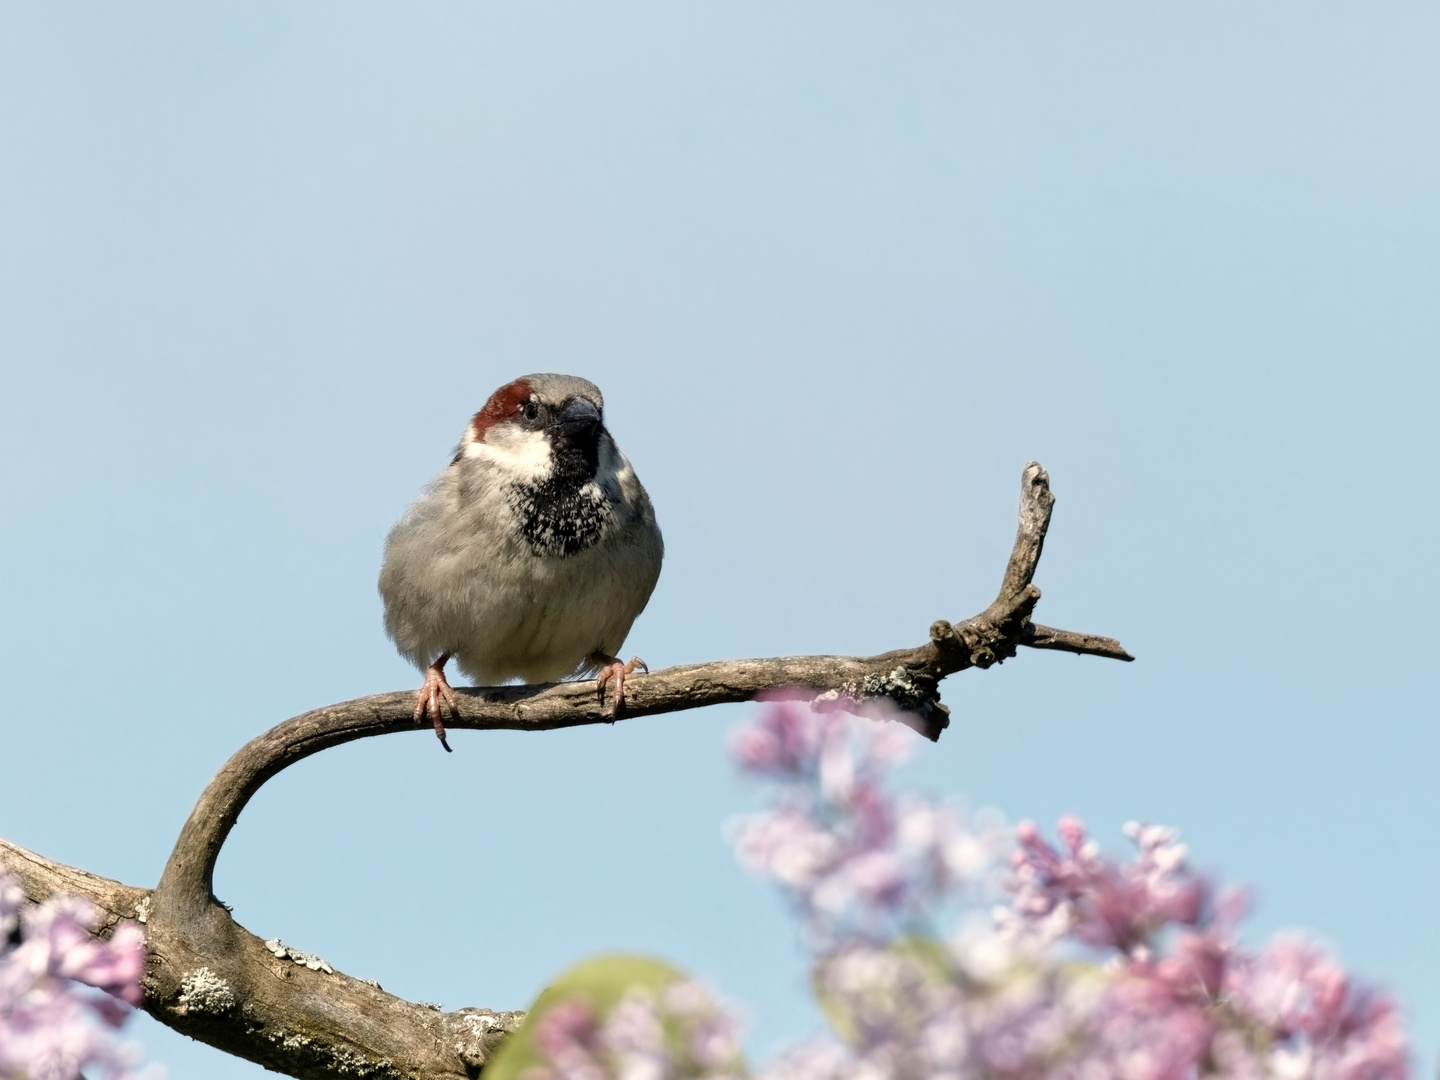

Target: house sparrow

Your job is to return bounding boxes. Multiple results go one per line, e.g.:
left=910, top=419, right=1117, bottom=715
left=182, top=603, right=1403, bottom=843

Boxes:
left=379, top=374, right=663, bottom=751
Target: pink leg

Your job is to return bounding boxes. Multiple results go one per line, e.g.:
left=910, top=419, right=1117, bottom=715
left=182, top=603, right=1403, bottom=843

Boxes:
left=591, top=652, right=649, bottom=715
left=413, top=652, right=459, bottom=752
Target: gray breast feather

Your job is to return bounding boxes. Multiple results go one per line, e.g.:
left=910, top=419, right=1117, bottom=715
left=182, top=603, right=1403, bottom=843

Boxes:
left=378, top=441, right=663, bottom=686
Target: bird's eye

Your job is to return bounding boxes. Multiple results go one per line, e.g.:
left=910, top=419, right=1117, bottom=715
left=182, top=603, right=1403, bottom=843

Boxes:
left=520, top=401, right=539, bottom=422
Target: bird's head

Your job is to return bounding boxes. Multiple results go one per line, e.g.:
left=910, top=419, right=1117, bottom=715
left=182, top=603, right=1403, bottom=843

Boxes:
left=455, top=374, right=608, bottom=483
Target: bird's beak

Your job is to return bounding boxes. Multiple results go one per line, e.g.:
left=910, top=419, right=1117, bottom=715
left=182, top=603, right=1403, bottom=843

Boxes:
left=553, top=398, right=601, bottom=441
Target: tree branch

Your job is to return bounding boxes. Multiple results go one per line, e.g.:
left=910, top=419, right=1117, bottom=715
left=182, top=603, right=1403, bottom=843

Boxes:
left=0, top=462, right=1129, bottom=1080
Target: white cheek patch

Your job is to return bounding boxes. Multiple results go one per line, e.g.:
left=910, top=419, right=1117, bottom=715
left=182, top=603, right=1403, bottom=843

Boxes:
left=463, top=424, right=554, bottom=482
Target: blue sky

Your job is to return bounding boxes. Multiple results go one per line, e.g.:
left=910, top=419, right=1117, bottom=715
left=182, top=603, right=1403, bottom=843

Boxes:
left=1, top=3, right=1437, bottom=1075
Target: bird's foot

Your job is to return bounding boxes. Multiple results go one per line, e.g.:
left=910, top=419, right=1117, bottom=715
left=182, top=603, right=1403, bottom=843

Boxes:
left=592, top=653, right=648, bottom=715
left=414, top=656, right=459, bottom=752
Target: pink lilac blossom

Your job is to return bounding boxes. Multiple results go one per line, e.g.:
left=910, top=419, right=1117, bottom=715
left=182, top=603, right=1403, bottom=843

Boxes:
left=728, top=701, right=1411, bottom=1080
left=727, top=700, right=1009, bottom=945
left=522, top=981, right=745, bottom=1080
left=0, top=872, right=155, bottom=1080
left=1004, top=818, right=1211, bottom=954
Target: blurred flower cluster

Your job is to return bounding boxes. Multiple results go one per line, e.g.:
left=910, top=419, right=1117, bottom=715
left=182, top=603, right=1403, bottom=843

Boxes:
left=0, top=872, right=154, bottom=1080
left=522, top=978, right=746, bottom=1080
left=729, top=699, right=1009, bottom=946
left=733, top=701, right=1410, bottom=1080
left=515, top=700, right=1411, bottom=1080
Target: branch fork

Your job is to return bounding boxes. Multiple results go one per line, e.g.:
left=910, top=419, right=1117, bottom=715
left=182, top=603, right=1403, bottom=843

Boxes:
left=0, top=462, right=1129, bottom=1080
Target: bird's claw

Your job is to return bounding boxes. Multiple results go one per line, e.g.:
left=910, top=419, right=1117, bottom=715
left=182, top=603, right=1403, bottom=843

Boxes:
left=593, top=654, right=648, bottom=714
left=413, top=659, right=459, bottom=752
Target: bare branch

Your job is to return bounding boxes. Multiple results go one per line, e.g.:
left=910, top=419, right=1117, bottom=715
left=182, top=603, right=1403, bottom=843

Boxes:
left=1, top=461, right=1129, bottom=1080
left=4, top=833, right=522, bottom=1079
left=999, top=459, right=1055, bottom=601
left=0, top=836, right=148, bottom=934
left=1023, top=624, right=1135, bottom=661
